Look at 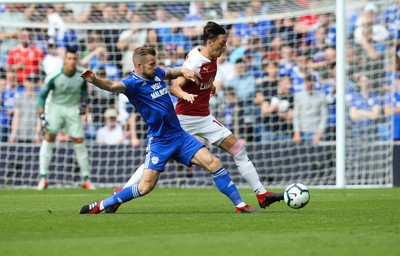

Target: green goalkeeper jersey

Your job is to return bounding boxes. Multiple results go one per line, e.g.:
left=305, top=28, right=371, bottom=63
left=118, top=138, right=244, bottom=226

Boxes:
left=38, top=67, right=88, bottom=108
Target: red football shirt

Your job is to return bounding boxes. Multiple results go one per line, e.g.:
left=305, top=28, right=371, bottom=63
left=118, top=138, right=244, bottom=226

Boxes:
left=175, top=46, right=217, bottom=116
left=7, top=44, right=44, bottom=83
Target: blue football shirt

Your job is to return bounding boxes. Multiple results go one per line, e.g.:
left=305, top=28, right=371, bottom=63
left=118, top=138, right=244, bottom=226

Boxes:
left=121, top=67, right=183, bottom=137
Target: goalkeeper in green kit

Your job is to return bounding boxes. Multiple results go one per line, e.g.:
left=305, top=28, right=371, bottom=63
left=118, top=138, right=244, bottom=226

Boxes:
left=37, top=48, right=93, bottom=190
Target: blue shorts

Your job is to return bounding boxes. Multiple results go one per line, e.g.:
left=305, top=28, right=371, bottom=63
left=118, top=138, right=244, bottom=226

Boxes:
left=144, top=131, right=204, bottom=171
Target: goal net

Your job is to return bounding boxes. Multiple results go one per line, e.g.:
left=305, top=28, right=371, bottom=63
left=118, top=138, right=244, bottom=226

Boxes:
left=0, top=0, right=396, bottom=189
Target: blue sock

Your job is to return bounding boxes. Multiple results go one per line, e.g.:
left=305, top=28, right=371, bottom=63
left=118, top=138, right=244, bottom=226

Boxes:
left=211, top=167, right=243, bottom=206
left=102, top=185, right=141, bottom=209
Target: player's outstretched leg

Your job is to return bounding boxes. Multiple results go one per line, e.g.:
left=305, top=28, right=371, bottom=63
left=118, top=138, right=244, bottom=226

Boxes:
left=104, top=187, right=122, bottom=213
left=79, top=185, right=142, bottom=214
left=224, top=138, right=284, bottom=208
left=257, top=192, right=284, bottom=208
left=210, top=167, right=256, bottom=214
left=104, top=165, right=145, bottom=213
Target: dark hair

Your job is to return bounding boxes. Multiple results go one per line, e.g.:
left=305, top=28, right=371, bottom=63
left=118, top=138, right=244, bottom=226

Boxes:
left=203, top=21, right=226, bottom=44
left=65, top=47, right=77, bottom=55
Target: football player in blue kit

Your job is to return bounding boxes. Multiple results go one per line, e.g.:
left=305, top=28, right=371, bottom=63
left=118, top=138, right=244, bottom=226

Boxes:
left=79, top=46, right=256, bottom=214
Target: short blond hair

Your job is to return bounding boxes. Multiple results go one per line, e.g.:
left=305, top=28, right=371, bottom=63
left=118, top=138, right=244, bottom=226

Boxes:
left=132, top=46, right=156, bottom=64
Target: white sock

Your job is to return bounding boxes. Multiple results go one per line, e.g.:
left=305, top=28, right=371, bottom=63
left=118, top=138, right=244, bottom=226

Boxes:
left=233, top=147, right=266, bottom=194
left=39, top=140, right=54, bottom=177
left=236, top=202, right=246, bottom=208
left=123, top=164, right=144, bottom=188
left=74, top=143, right=90, bottom=179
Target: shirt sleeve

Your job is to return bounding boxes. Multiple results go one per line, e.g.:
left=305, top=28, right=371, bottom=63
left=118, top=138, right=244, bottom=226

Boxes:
left=80, top=80, right=88, bottom=100
left=38, top=76, right=55, bottom=108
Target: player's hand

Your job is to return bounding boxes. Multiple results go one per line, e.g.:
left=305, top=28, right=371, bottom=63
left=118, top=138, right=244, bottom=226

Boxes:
left=182, top=92, right=198, bottom=103
left=181, top=68, right=201, bottom=85
left=80, top=68, right=96, bottom=83
left=39, top=112, right=50, bottom=133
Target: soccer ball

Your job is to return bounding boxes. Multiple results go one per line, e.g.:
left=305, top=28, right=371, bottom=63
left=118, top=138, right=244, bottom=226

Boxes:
left=284, top=183, right=310, bottom=209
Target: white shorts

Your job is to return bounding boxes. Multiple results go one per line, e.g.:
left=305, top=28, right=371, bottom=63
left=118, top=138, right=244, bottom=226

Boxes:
left=177, top=114, right=232, bottom=146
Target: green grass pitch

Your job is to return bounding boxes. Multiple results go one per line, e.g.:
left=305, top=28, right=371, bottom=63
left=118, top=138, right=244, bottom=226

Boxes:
left=1, top=188, right=399, bottom=256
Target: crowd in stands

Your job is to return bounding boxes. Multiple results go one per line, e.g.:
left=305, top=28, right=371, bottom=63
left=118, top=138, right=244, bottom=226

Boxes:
left=0, top=1, right=399, bottom=146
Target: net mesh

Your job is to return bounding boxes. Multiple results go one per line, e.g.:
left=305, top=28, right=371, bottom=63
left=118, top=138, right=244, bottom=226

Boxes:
left=0, top=0, right=396, bottom=188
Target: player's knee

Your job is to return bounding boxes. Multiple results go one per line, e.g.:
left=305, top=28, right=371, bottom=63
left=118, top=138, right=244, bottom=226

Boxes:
left=208, top=156, right=222, bottom=172
left=138, top=181, right=155, bottom=196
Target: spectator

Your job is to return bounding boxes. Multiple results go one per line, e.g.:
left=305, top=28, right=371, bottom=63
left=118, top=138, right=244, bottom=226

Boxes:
left=150, top=6, right=170, bottom=45
left=80, top=32, right=104, bottom=68
left=54, top=9, right=79, bottom=56
left=278, top=45, right=304, bottom=93
left=80, top=42, right=107, bottom=69
left=351, top=3, right=380, bottom=35
left=349, top=74, right=381, bottom=140
left=293, top=74, right=327, bottom=145
left=6, top=28, right=44, bottom=84
left=92, top=49, right=120, bottom=81
left=223, top=87, right=238, bottom=135
left=305, top=26, right=329, bottom=69
left=182, top=2, right=205, bottom=43
left=146, top=29, right=161, bottom=59
left=0, top=71, right=23, bottom=142
left=9, top=74, right=40, bottom=143
left=353, top=20, right=389, bottom=90
left=161, top=17, right=191, bottom=57
left=99, top=4, right=122, bottom=66
left=225, top=58, right=257, bottom=141
left=96, top=108, right=124, bottom=145
left=116, top=12, right=147, bottom=74
left=272, top=17, right=301, bottom=49
left=0, top=5, right=22, bottom=68
left=115, top=3, right=132, bottom=23
left=384, top=74, right=400, bottom=141
left=65, top=2, right=91, bottom=23
left=242, top=35, right=264, bottom=79
left=88, top=3, right=107, bottom=23
left=321, top=67, right=337, bottom=141
left=88, top=67, right=116, bottom=130
left=257, top=75, right=293, bottom=142
left=42, top=41, right=63, bottom=74
left=265, top=35, right=283, bottom=62
left=305, top=12, right=336, bottom=47
left=233, top=7, right=274, bottom=45
left=117, top=93, right=141, bottom=147
left=293, top=10, right=318, bottom=35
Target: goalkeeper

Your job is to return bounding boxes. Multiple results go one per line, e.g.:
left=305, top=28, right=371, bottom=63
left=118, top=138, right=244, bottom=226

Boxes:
left=37, top=48, right=93, bottom=190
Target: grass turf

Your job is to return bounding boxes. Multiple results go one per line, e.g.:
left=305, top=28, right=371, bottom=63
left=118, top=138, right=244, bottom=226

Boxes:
left=0, top=188, right=399, bottom=256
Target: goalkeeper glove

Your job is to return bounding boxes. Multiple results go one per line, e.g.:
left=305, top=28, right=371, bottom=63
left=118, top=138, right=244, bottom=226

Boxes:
left=39, top=112, right=49, bottom=133
left=79, top=100, right=87, bottom=115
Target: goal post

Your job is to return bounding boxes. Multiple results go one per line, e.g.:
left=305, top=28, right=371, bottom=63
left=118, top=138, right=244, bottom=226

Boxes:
left=0, top=0, right=397, bottom=189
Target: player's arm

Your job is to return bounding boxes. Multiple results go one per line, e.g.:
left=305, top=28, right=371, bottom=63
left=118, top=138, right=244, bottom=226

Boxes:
left=170, top=76, right=198, bottom=104
left=165, top=67, right=201, bottom=83
left=37, top=78, right=54, bottom=114
left=80, top=68, right=125, bottom=93
left=79, top=80, right=89, bottom=115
